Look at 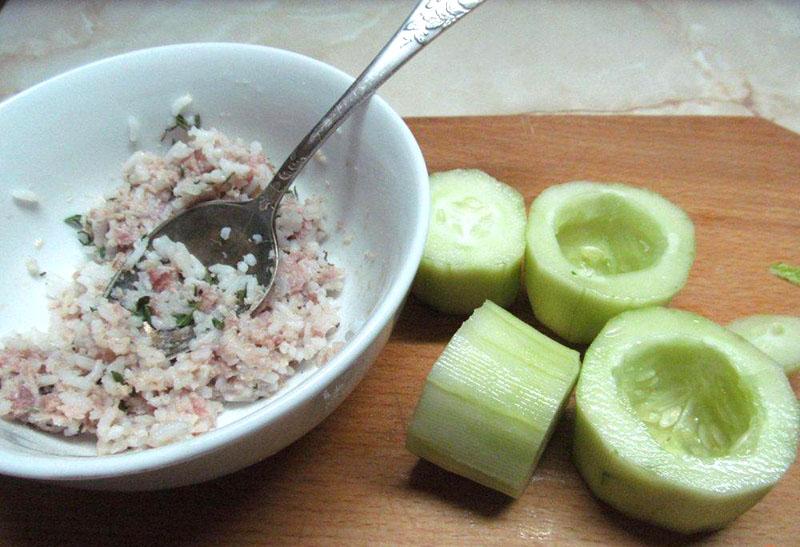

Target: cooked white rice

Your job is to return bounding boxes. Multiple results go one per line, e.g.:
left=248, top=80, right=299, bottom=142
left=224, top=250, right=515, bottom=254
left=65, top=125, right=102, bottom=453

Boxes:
left=0, top=127, right=344, bottom=454
left=25, top=258, right=41, bottom=277
left=171, top=94, right=193, bottom=116
left=11, top=189, right=39, bottom=205
left=127, top=115, right=141, bottom=143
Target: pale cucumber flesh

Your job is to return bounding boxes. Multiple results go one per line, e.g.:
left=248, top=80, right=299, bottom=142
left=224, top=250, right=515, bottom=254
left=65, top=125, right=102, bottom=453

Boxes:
left=728, top=315, right=800, bottom=375
left=406, top=301, right=580, bottom=498
left=556, top=193, right=667, bottom=276
left=574, top=307, right=799, bottom=533
left=525, top=182, right=695, bottom=344
left=612, top=341, right=757, bottom=458
left=412, top=169, right=526, bottom=314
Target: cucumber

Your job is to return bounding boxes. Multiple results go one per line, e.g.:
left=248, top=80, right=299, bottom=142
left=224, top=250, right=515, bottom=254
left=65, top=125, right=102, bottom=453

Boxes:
left=728, top=315, right=800, bottom=375
left=412, top=169, right=526, bottom=314
left=406, top=300, right=581, bottom=498
left=770, top=262, right=800, bottom=286
left=574, top=307, right=799, bottom=533
left=525, top=181, right=695, bottom=344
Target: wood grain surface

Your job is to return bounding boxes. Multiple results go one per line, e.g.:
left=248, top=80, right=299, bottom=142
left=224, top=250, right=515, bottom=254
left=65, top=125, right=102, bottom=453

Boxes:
left=0, top=116, right=798, bottom=546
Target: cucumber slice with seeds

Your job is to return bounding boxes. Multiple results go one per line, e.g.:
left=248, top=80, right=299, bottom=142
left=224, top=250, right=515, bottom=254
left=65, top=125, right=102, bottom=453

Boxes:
left=574, top=307, right=799, bottom=533
left=406, top=300, right=581, bottom=498
left=728, top=315, right=800, bottom=375
left=525, top=181, right=695, bottom=344
left=412, top=169, right=526, bottom=314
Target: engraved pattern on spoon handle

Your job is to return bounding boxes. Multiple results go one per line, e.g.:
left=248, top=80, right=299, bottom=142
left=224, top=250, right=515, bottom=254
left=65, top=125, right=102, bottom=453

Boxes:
left=257, top=0, right=487, bottom=210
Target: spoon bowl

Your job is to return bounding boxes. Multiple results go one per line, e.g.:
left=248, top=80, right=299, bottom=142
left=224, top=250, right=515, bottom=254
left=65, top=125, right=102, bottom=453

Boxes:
left=150, top=200, right=278, bottom=284
left=105, top=197, right=280, bottom=356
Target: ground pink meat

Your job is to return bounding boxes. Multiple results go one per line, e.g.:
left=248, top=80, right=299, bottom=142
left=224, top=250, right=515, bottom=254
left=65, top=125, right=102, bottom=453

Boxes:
left=148, top=268, right=175, bottom=292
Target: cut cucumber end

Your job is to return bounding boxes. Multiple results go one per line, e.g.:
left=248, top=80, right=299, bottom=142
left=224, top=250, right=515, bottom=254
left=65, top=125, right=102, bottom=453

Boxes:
left=412, top=169, right=526, bottom=314
left=728, top=315, right=800, bottom=375
left=574, top=307, right=799, bottom=533
left=406, top=300, right=581, bottom=498
left=525, top=182, right=695, bottom=344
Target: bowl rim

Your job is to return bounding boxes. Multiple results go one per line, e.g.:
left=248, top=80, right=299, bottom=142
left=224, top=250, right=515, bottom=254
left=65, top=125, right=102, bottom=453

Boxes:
left=0, top=42, right=429, bottom=481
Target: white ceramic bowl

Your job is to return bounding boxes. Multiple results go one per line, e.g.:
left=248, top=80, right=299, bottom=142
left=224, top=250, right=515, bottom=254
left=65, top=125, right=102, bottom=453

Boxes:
left=0, top=43, right=428, bottom=489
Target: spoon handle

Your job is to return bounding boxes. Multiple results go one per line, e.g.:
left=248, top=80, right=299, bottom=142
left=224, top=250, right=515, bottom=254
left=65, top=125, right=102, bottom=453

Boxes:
left=257, top=0, right=487, bottom=209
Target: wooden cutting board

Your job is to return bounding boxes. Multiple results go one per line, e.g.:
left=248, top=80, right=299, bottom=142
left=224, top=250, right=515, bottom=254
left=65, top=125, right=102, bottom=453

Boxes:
left=0, top=116, right=798, bottom=545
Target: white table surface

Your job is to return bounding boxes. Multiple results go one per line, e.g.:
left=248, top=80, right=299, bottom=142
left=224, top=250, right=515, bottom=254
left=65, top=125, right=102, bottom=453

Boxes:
left=1, top=0, right=799, bottom=133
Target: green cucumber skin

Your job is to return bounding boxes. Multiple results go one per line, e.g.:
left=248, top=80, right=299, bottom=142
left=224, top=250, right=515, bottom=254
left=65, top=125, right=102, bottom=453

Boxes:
left=413, top=257, right=521, bottom=314
left=406, top=381, right=537, bottom=498
left=407, top=370, right=576, bottom=499
left=405, top=301, right=581, bottom=498
left=525, top=246, right=674, bottom=344
left=573, top=405, right=762, bottom=534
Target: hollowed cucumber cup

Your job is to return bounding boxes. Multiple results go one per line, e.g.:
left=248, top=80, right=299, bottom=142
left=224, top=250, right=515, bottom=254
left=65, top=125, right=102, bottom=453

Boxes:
left=574, top=307, right=799, bottom=533
left=525, top=182, right=695, bottom=344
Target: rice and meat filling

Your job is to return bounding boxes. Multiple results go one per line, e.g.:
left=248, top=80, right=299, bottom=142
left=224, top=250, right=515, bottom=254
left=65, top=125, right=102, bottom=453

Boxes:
left=0, top=128, right=343, bottom=454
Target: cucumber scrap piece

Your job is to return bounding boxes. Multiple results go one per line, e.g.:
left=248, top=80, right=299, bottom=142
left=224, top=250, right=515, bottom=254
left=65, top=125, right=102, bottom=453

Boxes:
left=412, top=169, right=526, bottom=314
left=574, top=307, right=799, bottom=534
left=406, top=300, right=581, bottom=498
left=728, top=315, right=800, bottom=375
left=770, top=262, right=800, bottom=286
left=525, top=181, right=695, bottom=344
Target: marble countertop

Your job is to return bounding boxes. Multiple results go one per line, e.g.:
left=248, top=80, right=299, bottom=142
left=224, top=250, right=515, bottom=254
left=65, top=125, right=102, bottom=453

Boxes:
left=1, top=0, right=799, bottom=134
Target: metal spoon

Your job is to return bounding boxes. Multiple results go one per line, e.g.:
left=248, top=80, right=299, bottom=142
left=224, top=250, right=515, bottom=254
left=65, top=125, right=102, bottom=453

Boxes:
left=105, top=0, right=486, bottom=357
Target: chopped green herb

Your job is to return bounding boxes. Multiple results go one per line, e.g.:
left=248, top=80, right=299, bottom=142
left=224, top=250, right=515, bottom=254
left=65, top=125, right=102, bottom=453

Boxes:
left=39, top=271, right=46, bottom=277
left=111, top=371, right=125, bottom=383
left=133, top=296, right=152, bottom=324
left=194, top=114, right=202, bottom=128
left=96, top=247, right=106, bottom=259
left=235, top=289, right=247, bottom=306
left=223, top=173, right=234, bottom=184
left=178, top=165, right=186, bottom=178
left=173, top=312, right=195, bottom=328
left=212, top=317, right=225, bottom=330
left=174, top=113, right=190, bottom=130
left=203, top=272, right=219, bottom=285
left=771, top=262, right=800, bottom=286
left=64, top=214, right=83, bottom=229
left=77, top=230, right=93, bottom=246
